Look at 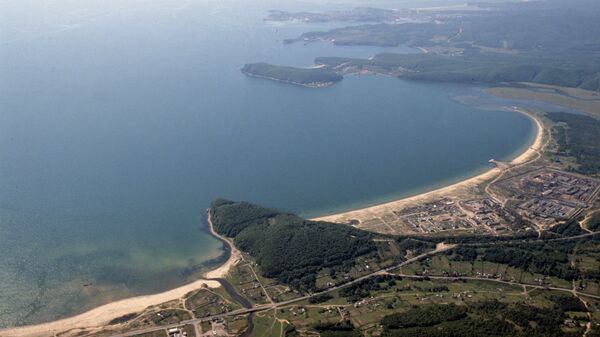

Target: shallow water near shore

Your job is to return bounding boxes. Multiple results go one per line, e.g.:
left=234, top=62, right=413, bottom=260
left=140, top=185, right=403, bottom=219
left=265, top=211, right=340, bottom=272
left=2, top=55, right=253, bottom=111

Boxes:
left=0, top=0, right=535, bottom=327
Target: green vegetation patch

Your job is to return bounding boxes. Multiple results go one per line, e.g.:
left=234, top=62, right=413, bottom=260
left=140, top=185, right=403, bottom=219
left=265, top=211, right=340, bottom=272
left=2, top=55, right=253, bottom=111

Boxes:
left=549, top=220, right=585, bottom=237
left=381, top=303, right=466, bottom=329
left=380, top=300, right=585, bottom=337
left=314, top=321, right=362, bottom=337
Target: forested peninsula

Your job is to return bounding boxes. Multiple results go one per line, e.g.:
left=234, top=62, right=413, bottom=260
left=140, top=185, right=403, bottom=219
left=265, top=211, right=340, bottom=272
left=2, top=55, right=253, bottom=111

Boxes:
left=241, top=63, right=343, bottom=88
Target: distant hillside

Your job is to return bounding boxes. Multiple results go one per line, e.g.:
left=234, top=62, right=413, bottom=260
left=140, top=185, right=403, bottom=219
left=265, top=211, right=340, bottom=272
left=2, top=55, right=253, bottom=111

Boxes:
left=285, top=0, right=600, bottom=53
left=241, top=63, right=342, bottom=88
left=316, top=53, right=600, bottom=92
left=275, top=0, right=600, bottom=92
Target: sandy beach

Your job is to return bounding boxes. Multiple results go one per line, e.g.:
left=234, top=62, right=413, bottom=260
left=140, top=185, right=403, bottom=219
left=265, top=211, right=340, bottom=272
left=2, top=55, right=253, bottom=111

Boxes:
left=313, top=108, right=545, bottom=226
left=0, top=210, right=237, bottom=337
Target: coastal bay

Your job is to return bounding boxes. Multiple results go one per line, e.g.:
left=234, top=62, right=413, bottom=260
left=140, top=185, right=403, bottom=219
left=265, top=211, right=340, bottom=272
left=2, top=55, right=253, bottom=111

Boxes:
left=0, top=105, right=541, bottom=336
left=0, top=0, right=536, bottom=328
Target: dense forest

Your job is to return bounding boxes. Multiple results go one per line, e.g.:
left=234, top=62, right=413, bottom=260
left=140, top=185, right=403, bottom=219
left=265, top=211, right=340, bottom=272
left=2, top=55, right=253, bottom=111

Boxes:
left=548, top=112, right=600, bottom=175
left=548, top=219, right=586, bottom=237
left=313, top=321, right=363, bottom=337
left=210, top=199, right=376, bottom=290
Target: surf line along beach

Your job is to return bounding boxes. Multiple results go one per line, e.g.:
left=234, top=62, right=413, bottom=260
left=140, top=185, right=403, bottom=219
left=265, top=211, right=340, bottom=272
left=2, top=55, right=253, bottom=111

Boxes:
left=0, top=209, right=241, bottom=337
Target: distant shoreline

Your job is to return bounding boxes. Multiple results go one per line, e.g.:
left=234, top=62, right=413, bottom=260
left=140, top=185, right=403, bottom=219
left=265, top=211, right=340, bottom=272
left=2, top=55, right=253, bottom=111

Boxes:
left=242, top=70, right=337, bottom=88
left=312, top=107, right=544, bottom=224
left=1, top=108, right=544, bottom=337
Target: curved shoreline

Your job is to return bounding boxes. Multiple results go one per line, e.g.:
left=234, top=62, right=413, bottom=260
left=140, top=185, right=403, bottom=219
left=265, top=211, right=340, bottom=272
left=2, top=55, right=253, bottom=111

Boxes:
left=312, top=107, right=544, bottom=224
left=1, top=109, right=543, bottom=337
left=0, top=210, right=239, bottom=337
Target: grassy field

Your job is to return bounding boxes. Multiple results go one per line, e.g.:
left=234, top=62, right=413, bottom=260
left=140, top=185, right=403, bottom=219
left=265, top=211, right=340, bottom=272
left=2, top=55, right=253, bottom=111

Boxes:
left=488, top=83, right=600, bottom=117
left=250, top=311, right=285, bottom=337
left=226, top=315, right=249, bottom=335
left=227, top=262, right=270, bottom=305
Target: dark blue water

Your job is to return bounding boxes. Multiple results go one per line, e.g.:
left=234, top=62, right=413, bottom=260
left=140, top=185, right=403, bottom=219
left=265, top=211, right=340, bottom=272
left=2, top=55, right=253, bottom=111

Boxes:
left=0, top=0, right=535, bottom=327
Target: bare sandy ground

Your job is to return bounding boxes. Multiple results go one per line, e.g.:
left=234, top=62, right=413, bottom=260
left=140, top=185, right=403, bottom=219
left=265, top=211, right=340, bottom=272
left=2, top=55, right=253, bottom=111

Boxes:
left=313, top=108, right=544, bottom=226
left=0, top=210, right=236, bottom=337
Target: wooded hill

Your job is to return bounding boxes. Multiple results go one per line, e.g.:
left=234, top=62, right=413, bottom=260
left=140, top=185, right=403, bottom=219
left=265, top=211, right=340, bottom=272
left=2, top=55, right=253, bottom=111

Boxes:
left=210, top=199, right=376, bottom=290
left=242, top=63, right=342, bottom=86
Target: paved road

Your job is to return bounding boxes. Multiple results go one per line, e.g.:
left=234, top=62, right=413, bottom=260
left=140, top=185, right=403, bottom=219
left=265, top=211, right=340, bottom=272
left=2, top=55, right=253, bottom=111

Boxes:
left=112, top=232, right=600, bottom=337
left=110, top=245, right=454, bottom=337
left=462, top=230, right=599, bottom=248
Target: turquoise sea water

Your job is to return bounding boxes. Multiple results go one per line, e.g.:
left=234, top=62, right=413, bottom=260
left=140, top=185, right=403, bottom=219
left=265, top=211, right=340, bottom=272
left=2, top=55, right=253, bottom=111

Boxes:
left=0, top=0, right=535, bottom=327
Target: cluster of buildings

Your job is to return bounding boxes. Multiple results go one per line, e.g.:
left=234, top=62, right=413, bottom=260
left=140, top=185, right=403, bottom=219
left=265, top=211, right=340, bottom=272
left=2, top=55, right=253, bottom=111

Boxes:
left=393, top=199, right=475, bottom=233
left=498, top=168, right=600, bottom=226
left=387, top=197, right=518, bottom=234
left=517, top=199, right=573, bottom=225
left=343, top=167, right=599, bottom=235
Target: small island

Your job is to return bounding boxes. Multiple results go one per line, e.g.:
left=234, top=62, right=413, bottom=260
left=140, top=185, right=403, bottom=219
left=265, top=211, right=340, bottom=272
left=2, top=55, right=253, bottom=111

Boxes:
left=241, top=62, right=343, bottom=88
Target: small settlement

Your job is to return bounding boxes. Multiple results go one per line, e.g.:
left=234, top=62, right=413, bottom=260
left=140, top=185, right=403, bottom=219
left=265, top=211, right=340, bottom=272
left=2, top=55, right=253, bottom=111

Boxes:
left=341, top=167, right=600, bottom=235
